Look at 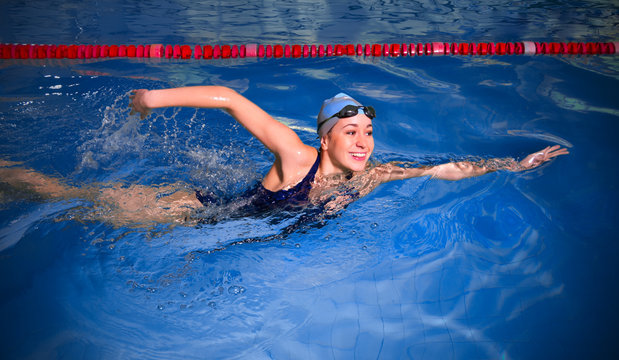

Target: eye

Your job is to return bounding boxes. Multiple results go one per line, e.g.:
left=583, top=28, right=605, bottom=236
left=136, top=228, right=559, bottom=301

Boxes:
left=366, top=131, right=373, bottom=136
left=346, top=130, right=356, bottom=135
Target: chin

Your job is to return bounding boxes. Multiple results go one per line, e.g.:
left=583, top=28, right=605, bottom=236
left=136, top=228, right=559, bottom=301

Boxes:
left=347, top=161, right=368, bottom=172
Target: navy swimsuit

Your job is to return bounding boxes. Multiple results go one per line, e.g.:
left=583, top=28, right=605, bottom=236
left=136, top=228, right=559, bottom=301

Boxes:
left=196, top=152, right=321, bottom=212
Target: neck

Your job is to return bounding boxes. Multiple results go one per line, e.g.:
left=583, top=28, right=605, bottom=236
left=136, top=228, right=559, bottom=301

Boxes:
left=317, top=151, right=353, bottom=178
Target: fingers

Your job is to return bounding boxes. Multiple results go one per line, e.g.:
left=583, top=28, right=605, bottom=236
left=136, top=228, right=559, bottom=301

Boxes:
left=548, top=148, right=569, bottom=158
left=128, top=89, right=145, bottom=117
left=128, top=89, right=143, bottom=103
left=523, top=145, right=569, bottom=168
left=128, top=91, right=136, bottom=109
left=552, top=147, right=569, bottom=154
left=545, top=145, right=561, bottom=154
left=537, top=145, right=569, bottom=157
left=547, top=146, right=568, bottom=154
left=537, top=146, right=569, bottom=162
left=541, top=145, right=558, bottom=155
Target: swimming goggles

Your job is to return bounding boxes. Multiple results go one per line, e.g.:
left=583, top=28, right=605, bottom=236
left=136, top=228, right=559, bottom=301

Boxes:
left=325, top=105, right=376, bottom=121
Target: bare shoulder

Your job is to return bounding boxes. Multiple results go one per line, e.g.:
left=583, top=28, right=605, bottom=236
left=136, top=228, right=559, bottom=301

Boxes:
left=263, top=145, right=318, bottom=191
left=277, top=143, right=318, bottom=167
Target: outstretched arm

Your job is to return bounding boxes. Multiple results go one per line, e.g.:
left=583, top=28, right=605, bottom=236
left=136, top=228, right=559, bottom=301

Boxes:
left=129, top=86, right=309, bottom=159
left=378, top=145, right=569, bottom=182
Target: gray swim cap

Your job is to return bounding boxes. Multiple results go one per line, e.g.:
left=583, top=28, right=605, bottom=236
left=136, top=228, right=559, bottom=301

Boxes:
left=316, top=93, right=362, bottom=137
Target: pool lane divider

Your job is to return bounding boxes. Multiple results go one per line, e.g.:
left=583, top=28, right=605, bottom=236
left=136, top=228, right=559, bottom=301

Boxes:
left=1, top=42, right=617, bottom=60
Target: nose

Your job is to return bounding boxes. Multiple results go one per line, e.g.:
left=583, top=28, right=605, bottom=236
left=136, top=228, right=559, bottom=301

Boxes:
left=355, top=133, right=367, bottom=148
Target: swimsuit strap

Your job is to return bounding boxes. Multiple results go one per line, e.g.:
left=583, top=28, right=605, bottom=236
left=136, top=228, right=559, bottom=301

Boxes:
left=196, top=150, right=321, bottom=207
left=304, top=150, right=321, bottom=184
left=262, top=150, right=320, bottom=201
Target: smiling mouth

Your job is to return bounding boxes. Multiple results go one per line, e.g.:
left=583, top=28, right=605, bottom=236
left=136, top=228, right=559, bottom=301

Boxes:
left=350, top=152, right=367, bottom=160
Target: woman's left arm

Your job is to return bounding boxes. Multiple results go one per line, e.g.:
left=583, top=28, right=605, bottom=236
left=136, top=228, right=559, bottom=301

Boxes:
left=379, top=145, right=569, bottom=182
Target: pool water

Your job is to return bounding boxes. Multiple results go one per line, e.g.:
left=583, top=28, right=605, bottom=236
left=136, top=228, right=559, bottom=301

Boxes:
left=1, top=1, right=618, bottom=359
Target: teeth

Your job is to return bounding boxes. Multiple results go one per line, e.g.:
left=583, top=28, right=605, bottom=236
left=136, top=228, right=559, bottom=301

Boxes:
left=351, top=153, right=366, bottom=157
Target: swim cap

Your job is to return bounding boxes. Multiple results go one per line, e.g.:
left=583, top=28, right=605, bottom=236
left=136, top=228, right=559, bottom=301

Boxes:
left=316, top=93, right=362, bottom=137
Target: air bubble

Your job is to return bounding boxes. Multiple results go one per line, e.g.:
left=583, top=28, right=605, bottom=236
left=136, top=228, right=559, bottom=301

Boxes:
left=228, top=285, right=246, bottom=295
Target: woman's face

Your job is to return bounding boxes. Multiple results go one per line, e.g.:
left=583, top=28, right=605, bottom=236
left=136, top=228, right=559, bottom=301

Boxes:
left=321, top=114, right=374, bottom=173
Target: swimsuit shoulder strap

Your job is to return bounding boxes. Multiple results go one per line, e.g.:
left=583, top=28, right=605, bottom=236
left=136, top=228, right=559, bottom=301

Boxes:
left=277, top=149, right=320, bottom=193
left=304, top=149, right=321, bottom=183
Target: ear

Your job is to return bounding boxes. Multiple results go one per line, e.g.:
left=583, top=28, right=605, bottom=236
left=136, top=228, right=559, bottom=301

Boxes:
left=320, top=134, right=330, bottom=151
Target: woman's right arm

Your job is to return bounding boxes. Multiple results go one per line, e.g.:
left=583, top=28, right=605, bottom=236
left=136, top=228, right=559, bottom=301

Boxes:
left=129, top=86, right=308, bottom=158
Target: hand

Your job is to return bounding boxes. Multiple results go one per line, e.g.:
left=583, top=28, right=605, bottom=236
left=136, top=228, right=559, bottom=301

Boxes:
left=129, top=89, right=151, bottom=119
left=519, top=145, right=569, bottom=170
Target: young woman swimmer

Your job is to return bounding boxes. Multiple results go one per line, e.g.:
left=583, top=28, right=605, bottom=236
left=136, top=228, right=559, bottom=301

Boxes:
left=0, top=86, right=568, bottom=225
left=128, top=86, right=567, bottom=214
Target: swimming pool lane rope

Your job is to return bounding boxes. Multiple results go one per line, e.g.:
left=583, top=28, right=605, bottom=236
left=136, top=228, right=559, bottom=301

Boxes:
left=1, top=42, right=617, bottom=60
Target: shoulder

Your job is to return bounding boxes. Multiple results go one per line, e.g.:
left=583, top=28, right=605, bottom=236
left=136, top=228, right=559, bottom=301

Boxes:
left=263, top=145, right=318, bottom=191
left=279, top=144, right=317, bottom=167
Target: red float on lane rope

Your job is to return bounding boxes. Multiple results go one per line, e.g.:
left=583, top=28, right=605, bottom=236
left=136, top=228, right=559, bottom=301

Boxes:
left=180, top=45, right=191, bottom=59
left=292, top=45, right=302, bottom=58
left=274, top=45, right=283, bottom=58
left=203, top=45, right=213, bottom=59
left=335, top=44, right=343, bottom=56
left=221, top=45, right=231, bottom=58
left=1, top=42, right=617, bottom=60
left=245, top=44, right=257, bottom=57
left=390, top=43, right=400, bottom=57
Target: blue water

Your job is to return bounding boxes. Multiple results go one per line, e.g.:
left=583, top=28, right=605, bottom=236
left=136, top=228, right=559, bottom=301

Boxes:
left=1, top=1, right=619, bottom=359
